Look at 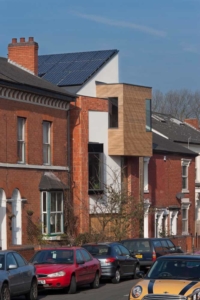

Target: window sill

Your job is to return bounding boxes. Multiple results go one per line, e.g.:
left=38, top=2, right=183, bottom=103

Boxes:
left=42, top=235, right=64, bottom=241
left=144, top=190, right=149, bottom=194
left=182, top=232, right=189, bottom=236
left=181, top=189, right=189, bottom=193
left=88, top=190, right=104, bottom=195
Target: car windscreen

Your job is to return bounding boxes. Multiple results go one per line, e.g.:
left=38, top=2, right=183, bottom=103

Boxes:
left=83, top=245, right=110, bottom=256
left=0, top=254, right=5, bottom=270
left=147, top=259, right=200, bottom=280
left=30, top=250, right=74, bottom=264
left=122, top=240, right=151, bottom=253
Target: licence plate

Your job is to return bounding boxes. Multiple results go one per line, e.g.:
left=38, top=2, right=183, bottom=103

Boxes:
left=135, top=254, right=143, bottom=259
left=38, top=280, right=46, bottom=284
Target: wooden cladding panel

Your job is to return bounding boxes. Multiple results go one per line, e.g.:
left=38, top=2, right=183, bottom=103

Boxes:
left=96, top=83, right=152, bottom=156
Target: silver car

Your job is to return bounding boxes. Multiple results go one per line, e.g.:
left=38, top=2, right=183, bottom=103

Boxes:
left=0, top=250, right=38, bottom=300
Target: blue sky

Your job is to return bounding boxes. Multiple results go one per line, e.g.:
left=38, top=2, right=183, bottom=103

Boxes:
left=0, top=0, right=199, bottom=92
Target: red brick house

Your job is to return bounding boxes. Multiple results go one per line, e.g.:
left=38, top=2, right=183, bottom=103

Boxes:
left=0, top=37, right=76, bottom=249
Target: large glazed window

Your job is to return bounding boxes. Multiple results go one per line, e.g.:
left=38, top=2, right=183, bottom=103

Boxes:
left=109, top=97, right=118, bottom=128
left=41, top=191, right=63, bottom=235
left=181, top=159, right=191, bottom=192
left=43, top=121, right=51, bottom=165
left=17, top=117, right=26, bottom=163
left=146, top=99, right=152, bottom=132
left=88, top=143, right=103, bottom=193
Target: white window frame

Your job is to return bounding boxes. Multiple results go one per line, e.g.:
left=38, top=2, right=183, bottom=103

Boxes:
left=17, top=117, right=26, bottom=163
left=43, top=121, right=51, bottom=165
left=41, top=191, right=64, bottom=235
left=181, top=198, right=191, bottom=235
left=181, top=159, right=191, bottom=193
left=144, top=157, right=150, bottom=193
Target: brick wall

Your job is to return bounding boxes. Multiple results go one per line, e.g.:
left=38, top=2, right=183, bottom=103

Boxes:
left=0, top=97, right=68, bottom=246
left=147, top=153, right=196, bottom=237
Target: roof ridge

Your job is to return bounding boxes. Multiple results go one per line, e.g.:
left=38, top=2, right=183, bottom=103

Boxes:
left=39, top=49, right=119, bottom=57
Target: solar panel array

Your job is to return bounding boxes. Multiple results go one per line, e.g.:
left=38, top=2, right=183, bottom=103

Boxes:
left=38, top=49, right=118, bottom=86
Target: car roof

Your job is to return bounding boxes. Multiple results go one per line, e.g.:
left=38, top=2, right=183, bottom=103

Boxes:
left=121, top=238, right=172, bottom=241
left=83, top=242, right=120, bottom=246
left=157, top=253, right=200, bottom=260
left=36, top=247, right=82, bottom=251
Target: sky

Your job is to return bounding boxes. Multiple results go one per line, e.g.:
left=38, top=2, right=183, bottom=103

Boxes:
left=0, top=0, right=199, bottom=93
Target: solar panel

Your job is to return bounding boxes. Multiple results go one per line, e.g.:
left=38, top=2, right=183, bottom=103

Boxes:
left=38, top=49, right=118, bottom=86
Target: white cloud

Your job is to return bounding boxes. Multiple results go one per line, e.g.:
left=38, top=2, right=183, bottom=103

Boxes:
left=183, top=45, right=199, bottom=54
left=71, top=11, right=167, bottom=38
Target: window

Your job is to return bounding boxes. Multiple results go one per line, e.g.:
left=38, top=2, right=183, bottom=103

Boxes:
left=144, top=157, right=150, bottom=192
left=17, top=117, right=26, bottom=163
left=181, top=159, right=191, bottom=192
left=76, top=250, right=84, bottom=264
left=88, top=143, right=103, bottom=193
left=43, top=121, right=51, bottom=165
left=146, top=99, right=152, bottom=132
left=181, top=199, right=190, bottom=235
left=13, top=252, right=27, bottom=266
left=41, top=191, right=63, bottom=235
left=80, top=249, right=92, bottom=262
left=109, top=97, right=118, bottom=128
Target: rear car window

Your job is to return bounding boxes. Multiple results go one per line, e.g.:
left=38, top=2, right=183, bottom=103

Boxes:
left=122, top=240, right=151, bottom=252
left=83, top=245, right=110, bottom=255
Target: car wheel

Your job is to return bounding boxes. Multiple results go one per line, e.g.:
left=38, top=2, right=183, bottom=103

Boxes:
left=68, top=275, right=77, bottom=294
left=90, top=272, right=100, bottom=289
left=1, top=283, right=10, bottom=300
left=111, top=269, right=121, bottom=284
left=25, top=279, right=38, bottom=300
left=133, top=264, right=140, bottom=279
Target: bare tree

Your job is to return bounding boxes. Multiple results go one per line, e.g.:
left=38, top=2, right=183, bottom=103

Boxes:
left=152, top=89, right=200, bottom=121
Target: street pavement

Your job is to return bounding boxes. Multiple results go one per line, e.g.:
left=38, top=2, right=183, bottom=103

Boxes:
left=35, top=278, right=139, bottom=300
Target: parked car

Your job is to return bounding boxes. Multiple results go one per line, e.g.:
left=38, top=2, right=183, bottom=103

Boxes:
left=120, top=238, right=183, bottom=272
left=82, top=242, right=140, bottom=283
left=0, top=250, right=37, bottom=300
left=29, top=247, right=101, bottom=294
left=129, top=254, right=200, bottom=300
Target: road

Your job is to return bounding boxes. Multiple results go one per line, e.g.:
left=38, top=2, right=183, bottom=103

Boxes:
left=35, top=278, right=139, bottom=300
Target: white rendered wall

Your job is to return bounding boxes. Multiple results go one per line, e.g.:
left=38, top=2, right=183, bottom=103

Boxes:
left=89, top=111, right=121, bottom=213
left=78, top=54, right=119, bottom=97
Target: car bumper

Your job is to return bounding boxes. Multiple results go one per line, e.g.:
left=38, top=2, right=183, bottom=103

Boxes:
left=100, top=266, right=116, bottom=278
left=37, top=276, right=70, bottom=289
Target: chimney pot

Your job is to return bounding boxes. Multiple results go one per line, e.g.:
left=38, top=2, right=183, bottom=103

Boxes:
left=29, top=37, right=34, bottom=42
left=20, top=37, right=25, bottom=43
left=12, top=38, right=17, bottom=44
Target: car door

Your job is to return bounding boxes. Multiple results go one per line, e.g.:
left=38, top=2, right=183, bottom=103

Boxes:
left=6, top=252, right=23, bottom=295
left=80, top=249, right=95, bottom=283
left=75, top=250, right=88, bottom=285
left=152, top=240, right=165, bottom=258
left=161, top=239, right=170, bottom=254
left=118, top=244, right=136, bottom=275
left=112, top=245, right=126, bottom=274
left=13, top=252, right=32, bottom=293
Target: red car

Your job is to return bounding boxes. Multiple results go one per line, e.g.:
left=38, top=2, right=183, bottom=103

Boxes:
left=30, top=247, right=101, bottom=294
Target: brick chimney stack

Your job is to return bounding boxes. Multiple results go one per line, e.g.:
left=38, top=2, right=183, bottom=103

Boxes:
left=184, top=118, right=199, bottom=130
left=8, top=37, right=39, bottom=75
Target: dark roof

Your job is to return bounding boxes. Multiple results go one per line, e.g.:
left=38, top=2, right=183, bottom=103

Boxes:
left=152, top=112, right=200, bottom=145
left=0, top=57, right=76, bottom=101
left=153, top=133, right=197, bottom=156
left=39, top=172, right=68, bottom=191
left=38, top=49, right=118, bottom=87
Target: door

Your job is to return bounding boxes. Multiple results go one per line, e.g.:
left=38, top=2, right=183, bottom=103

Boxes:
left=113, top=245, right=127, bottom=275
left=75, top=250, right=88, bottom=284
left=13, top=252, right=31, bottom=293
left=80, top=249, right=96, bottom=283
left=118, top=244, right=136, bottom=275
left=152, top=240, right=165, bottom=257
left=6, top=253, right=23, bottom=295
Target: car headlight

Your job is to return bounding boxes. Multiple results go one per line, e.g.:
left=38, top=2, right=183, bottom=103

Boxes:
left=47, top=271, right=66, bottom=278
left=192, top=289, right=200, bottom=300
left=132, top=285, right=143, bottom=298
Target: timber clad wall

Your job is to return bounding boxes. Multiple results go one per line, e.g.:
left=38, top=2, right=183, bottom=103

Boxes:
left=96, top=83, right=152, bottom=156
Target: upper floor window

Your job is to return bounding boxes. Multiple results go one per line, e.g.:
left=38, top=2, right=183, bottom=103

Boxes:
left=144, top=157, right=150, bottom=193
left=181, top=159, right=191, bottom=192
left=43, top=121, right=51, bottom=165
left=17, top=117, right=26, bottom=163
left=146, top=99, right=152, bottom=132
left=109, top=97, right=118, bottom=128
left=181, top=199, right=190, bottom=235
left=41, top=191, right=63, bottom=235
left=88, top=143, right=103, bottom=194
